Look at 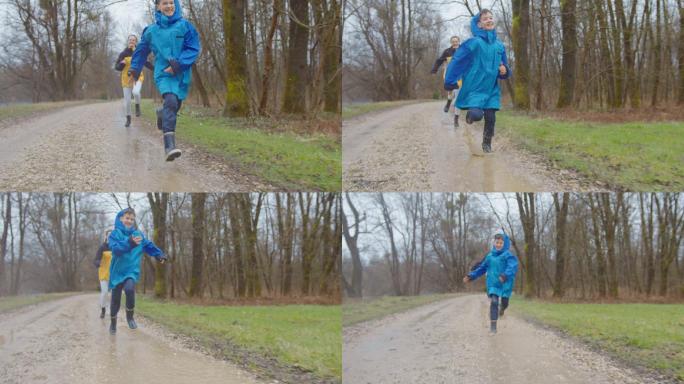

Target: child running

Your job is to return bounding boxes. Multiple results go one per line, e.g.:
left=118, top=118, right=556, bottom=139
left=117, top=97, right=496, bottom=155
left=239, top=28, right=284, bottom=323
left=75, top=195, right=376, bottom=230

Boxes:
left=108, top=208, right=167, bottom=335
left=128, top=0, right=201, bottom=161
left=444, top=10, right=511, bottom=153
left=431, top=35, right=462, bottom=127
left=114, top=35, right=154, bottom=128
left=93, top=230, right=112, bottom=319
left=463, top=233, right=518, bottom=334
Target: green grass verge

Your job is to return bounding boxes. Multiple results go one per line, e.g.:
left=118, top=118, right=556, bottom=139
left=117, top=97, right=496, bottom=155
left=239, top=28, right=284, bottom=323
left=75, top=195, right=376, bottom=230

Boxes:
left=342, top=100, right=426, bottom=120
left=0, top=292, right=77, bottom=314
left=498, top=111, right=684, bottom=190
left=0, top=101, right=89, bottom=121
left=343, top=294, right=457, bottom=327
left=137, top=297, right=341, bottom=380
left=513, top=298, right=684, bottom=380
left=140, top=100, right=341, bottom=191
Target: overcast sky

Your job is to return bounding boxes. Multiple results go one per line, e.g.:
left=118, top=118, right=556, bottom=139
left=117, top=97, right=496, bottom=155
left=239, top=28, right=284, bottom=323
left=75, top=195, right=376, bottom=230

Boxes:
left=342, top=193, right=520, bottom=263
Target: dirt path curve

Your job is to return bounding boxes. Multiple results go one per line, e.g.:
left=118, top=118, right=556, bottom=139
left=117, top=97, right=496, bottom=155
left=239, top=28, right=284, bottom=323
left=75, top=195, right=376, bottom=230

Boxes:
left=343, top=295, right=666, bottom=384
left=0, top=294, right=263, bottom=384
left=343, top=101, right=585, bottom=192
left=0, top=101, right=264, bottom=191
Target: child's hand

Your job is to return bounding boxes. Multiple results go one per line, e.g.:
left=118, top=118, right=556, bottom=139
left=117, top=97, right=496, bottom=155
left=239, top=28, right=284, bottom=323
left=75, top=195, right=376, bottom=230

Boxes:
left=164, top=66, right=175, bottom=75
left=499, top=274, right=507, bottom=283
left=132, top=236, right=142, bottom=245
left=499, top=64, right=506, bottom=76
left=463, top=276, right=470, bottom=283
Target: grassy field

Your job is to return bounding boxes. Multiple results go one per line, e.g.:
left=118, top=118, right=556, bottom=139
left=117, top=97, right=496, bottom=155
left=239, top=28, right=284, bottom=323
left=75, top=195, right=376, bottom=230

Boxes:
left=140, top=100, right=341, bottom=191
left=0, top=292, right=76, bottom=314
left=137, top=297, right=341, bottom=381
left=498, top=112, right=684, bottom=190
left=342, top=100, right=426, bottom=120
left=0, top=101, right=89, bottom=121
left=343, top=294, right=456, bottom=326
left=513, top=298, right=684, bottom=380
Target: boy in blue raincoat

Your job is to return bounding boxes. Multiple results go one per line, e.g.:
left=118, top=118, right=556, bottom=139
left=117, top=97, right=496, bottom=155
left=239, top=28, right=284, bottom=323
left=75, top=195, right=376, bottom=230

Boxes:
left=463, top=233, right=518, bottom=334
left=108, top=208, right=167, bottom=335
left=128, top=0, right=201, bottom=161
left=444, top=9, right=511, bottom=153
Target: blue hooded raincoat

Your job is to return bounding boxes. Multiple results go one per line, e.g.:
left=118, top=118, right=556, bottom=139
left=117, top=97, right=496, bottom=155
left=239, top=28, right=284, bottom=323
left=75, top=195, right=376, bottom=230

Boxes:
left=130, top=0, right=201, bottom=101
left=468, top=233, right=518, bottom=298
left=108, top=209, right=165, bottom=289
left=444, top=12, right=511, bottom=110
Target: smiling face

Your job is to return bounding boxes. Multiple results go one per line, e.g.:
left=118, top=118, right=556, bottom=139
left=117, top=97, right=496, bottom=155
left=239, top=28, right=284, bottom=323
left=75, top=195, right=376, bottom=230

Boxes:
left=157, top=0, right=176, bottom=17
left=450, top=36, right=460, bottom=49
left=478, top=11, right=495, bottom=31
left=120, top=212, right=136, bottom=229
left=494, top=237, right=504, bottom=251
left=127, top=35, right=137, bottom=49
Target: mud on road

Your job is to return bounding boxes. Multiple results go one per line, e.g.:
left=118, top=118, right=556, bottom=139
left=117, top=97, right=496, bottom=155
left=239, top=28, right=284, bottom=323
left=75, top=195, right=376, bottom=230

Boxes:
left=0, top=293, right=263, bottom=384
left=343, top=295, right=669, bottom=384
left=343, top=101, right=600, bottom=192
left=0, top=101, right=268, bottom=191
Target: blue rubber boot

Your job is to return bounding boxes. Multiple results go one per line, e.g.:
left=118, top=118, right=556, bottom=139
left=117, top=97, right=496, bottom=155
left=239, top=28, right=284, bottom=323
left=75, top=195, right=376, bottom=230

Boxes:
left=126, top=308, right=138, bottom=330
left=164, top=132, right=182, bottom=162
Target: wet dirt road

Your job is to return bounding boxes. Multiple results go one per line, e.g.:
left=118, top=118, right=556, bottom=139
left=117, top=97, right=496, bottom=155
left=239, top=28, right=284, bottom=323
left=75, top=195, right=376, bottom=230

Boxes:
left=0, top=294, right=262, bottom=384
left=0, top=101, right=266, bottom=191
left=343, top=101, right=588, bottom=192
left=343, top=295, right=666, bottom=384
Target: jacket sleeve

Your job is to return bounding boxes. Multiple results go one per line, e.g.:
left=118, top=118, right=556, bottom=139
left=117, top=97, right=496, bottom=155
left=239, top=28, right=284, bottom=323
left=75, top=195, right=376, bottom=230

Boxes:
left=94, top=243, right=105, bottom=267
left=108, top=230, right=133, bottom=256
left=129, top=28, right=152, bottom=80
left=114, top=50, right=127, bottom=71
left=431, top=48, right=450, bottom=73
left=141, top=236, right=165, bottom=259
left=445, top=39, right=475, bottom=90
left=498, top=45, right=512, bottom=80
left=503, top=253, right=518, bottom=279
left=169, top=22, right=201, bottom=74
left=468, top=255, right=489, bottom=280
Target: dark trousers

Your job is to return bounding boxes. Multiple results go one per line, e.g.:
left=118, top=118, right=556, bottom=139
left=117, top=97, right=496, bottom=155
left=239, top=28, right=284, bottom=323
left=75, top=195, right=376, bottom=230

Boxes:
left=489, top=294, right=510, bottom=321
left=110, top=278, right=135, bottom=318
left=484, top=109, right=496, bottom=138
left=161, top=93, right=183, bottom=133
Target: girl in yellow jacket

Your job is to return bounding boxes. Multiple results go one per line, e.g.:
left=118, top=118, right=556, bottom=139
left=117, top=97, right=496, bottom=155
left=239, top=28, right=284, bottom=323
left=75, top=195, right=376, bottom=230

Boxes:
left=115, top=35, right=154, bottom=127
left=93, top=230, right=113, bottom=319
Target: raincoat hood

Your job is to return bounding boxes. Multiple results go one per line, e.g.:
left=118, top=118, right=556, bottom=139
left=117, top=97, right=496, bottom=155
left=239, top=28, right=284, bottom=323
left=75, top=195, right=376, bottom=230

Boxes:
left=155, top=0, right=183, bottom=28
left=471, top=12, right=498, bottom=44
left=491, top=233, right=510, bottom=255
left=114, top=209, right=137, bottom=236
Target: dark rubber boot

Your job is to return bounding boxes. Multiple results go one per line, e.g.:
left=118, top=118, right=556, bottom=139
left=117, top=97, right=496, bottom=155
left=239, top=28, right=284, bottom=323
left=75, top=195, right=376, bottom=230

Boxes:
left=126, top=308, right=137, bottom=330
left=443, top=99, right=452, bottom=113
left=163, top=132, right=182, bottom=162
left=454, top=114, right=459, bottom=128
left=482, top=135, right=492, bottom=153
left=156, top=107, right=163, bottom=131
left=100, top=307, right=106, bottom=319
left=499, top=306, right=505, bottom=317
left=109, top=317, right=117, bottom=335
left=135, top=104, right=141, bottom=117
left=490, top=320, right=497, bottom=334
left=125, top=115, right=131, bottom=128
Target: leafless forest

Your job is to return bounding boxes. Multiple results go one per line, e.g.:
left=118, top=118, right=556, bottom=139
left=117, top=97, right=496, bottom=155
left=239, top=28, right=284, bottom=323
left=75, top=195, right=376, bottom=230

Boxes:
left=343, top=193, right=684, bottom=299
left=0, top=0, right=341, bottom=116
left=343, top=0, right=684, bottom=110
left=0, top=192, right=341, bottom=300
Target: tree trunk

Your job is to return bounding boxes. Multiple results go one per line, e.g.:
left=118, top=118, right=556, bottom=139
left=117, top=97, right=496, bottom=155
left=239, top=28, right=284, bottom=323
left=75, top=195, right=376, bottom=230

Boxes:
left=556, top=0, right=577, bottom=108
left=189, top=193, right=206, bottom=297
left=512, top=0, right=531, bottom=109
left=283, top=0, right=309, bottom=114
left=222, top=0, right=249, bottom=116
